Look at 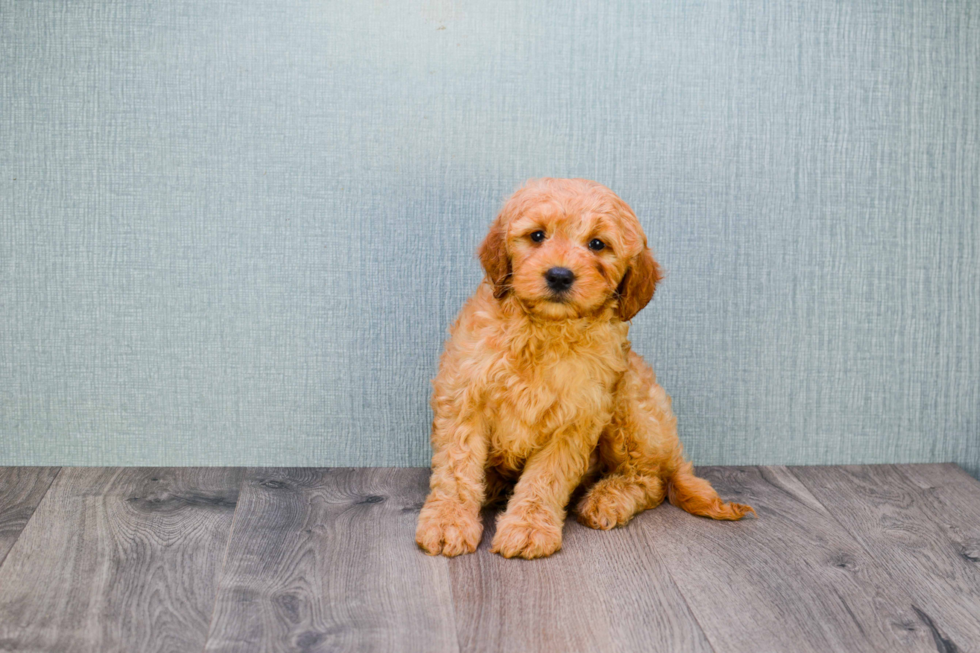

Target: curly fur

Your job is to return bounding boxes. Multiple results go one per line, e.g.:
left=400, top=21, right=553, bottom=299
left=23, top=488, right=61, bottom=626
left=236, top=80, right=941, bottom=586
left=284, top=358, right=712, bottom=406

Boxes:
left=416, top=178, right=753, bottom=559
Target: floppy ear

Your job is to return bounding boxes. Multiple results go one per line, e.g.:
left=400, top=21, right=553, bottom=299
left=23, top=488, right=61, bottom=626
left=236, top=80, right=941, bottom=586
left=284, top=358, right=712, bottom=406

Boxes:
left=478, top=215, right=510, bottom=299
left=617, top=247, right=663, bottom=321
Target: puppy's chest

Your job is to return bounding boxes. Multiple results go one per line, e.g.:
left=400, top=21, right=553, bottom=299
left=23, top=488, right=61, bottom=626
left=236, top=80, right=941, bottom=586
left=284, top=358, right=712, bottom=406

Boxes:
left=485, top=349, right=619, bottom=457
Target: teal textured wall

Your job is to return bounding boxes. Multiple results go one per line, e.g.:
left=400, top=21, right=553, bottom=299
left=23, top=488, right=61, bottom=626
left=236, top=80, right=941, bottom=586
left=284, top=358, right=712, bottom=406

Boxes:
left=1, top=1, right=978, bottom=476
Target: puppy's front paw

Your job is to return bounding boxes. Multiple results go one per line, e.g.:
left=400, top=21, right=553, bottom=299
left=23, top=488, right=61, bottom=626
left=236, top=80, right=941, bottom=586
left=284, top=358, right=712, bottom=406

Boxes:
left=415, top=500, right=483, bottom=557
left=490, top=510, right=562, bottom=559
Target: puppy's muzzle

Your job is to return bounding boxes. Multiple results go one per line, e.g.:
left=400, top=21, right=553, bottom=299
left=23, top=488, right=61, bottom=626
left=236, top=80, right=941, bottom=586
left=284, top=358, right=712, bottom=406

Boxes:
left=545, top=267, right=575, bottom=294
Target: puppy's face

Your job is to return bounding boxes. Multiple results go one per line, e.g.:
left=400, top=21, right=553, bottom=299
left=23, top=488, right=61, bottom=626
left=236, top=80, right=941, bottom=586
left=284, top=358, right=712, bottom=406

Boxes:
left=479, top=179, right=662, bottom=321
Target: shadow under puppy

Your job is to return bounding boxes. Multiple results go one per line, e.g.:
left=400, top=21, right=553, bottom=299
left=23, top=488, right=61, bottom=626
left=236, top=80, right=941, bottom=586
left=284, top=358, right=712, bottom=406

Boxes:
left=417, top=178, right=753, bottom=559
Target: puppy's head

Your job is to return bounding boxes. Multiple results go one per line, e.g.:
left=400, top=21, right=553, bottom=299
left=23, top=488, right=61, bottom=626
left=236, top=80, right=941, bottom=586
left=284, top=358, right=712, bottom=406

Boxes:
left=479, top=178, right=662, bottom=321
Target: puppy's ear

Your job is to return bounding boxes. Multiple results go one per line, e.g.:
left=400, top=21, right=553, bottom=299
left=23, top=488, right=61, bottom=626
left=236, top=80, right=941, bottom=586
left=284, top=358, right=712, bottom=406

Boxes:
left=478, top=215, right=511, bottom=299
left=617, top=247, right=662, bottom=321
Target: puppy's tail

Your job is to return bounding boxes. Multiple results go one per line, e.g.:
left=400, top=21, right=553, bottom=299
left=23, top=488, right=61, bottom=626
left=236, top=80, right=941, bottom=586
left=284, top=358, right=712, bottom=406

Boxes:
left=667, top=461, right=755, bottom=520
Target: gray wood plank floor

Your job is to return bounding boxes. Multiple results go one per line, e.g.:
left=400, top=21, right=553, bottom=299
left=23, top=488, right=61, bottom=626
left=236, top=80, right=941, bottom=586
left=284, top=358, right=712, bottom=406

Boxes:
left=642, top=466, right=938, bottom=653
left=795, top=464, right=980, bottom=651
left=203, top=468, right=458, bottom=653
left=0, top=467, right=59, bottom=566
left=0, top=464, right=977, bottom=653
left=0, top=468, right=243, bottom=653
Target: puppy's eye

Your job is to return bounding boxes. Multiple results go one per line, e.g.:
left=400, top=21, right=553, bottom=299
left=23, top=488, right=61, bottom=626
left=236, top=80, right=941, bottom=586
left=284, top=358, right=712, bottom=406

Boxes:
left=588, top=238, right=606, bottom=251
left=530, top=230, right=546, bottom=243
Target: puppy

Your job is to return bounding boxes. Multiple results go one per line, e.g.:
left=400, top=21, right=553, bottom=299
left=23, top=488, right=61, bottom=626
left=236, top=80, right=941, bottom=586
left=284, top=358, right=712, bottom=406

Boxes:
left=416, top=178, right=753, bottom=559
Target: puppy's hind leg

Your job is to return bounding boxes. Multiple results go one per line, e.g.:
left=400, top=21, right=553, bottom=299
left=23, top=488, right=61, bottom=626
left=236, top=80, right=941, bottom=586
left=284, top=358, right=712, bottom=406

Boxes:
left=577, top=358, right=673, bottom=530
left=577, top=470, right=666, bottom=530
left=578, top=445, right=754, bottom=527
left=578, top=351, right=753, bottom=528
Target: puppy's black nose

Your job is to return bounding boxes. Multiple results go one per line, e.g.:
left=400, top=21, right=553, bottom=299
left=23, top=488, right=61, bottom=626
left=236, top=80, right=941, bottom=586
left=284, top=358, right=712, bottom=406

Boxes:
left=545, top=267, right=575, bottom=293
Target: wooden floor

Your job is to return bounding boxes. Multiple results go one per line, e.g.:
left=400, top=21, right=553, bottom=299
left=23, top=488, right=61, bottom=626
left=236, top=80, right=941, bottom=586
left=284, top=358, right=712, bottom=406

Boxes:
left=0, top=465, right=978, bottom=652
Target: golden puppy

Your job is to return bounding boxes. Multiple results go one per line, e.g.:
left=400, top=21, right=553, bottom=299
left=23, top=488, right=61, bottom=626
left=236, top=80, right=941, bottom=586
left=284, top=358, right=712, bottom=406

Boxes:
left=416, top=178, right=753, bottom=559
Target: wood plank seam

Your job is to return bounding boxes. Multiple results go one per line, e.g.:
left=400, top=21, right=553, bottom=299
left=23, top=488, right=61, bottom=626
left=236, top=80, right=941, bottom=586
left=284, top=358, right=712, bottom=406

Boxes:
left=650, top=554, right=720, bottom=653
left=0, top=467, right=62, bottom=570
left=445, top=562, right=466, bottom=653
left=199, top=466, right=248, bottom=653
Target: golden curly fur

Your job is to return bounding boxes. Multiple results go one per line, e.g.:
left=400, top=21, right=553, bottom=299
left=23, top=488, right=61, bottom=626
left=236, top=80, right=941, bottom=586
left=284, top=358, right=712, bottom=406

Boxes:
left=416, top=178, right=753, bottom=559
